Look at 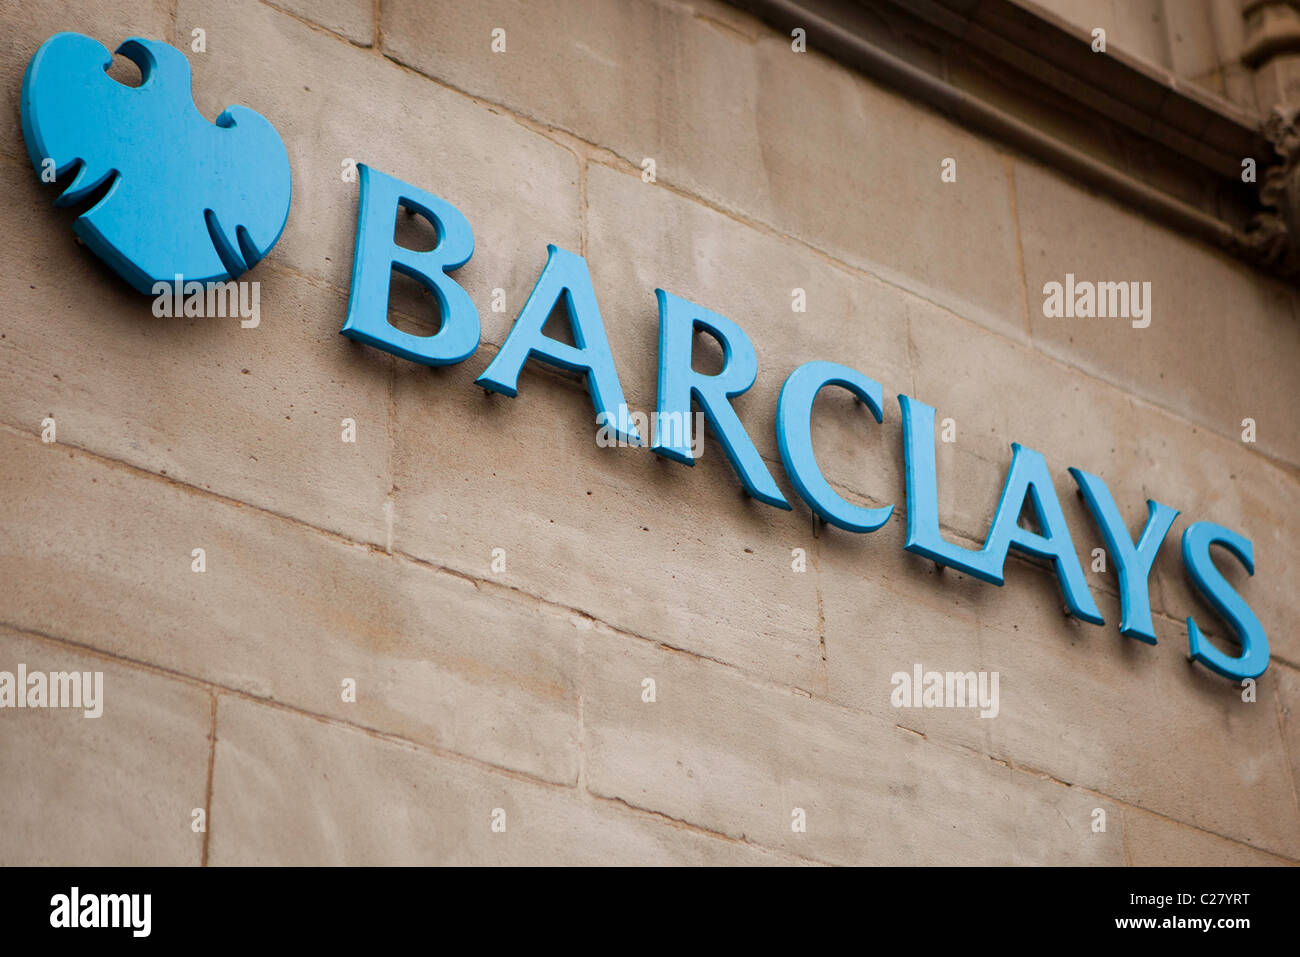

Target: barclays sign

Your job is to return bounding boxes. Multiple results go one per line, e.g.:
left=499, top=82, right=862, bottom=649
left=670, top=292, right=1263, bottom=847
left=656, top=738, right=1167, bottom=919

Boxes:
left=20, top=33, right=1271, bottom=682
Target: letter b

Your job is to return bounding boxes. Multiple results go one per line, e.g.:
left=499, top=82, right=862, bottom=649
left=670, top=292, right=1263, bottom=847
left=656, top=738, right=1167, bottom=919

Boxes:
left=340, top=164, right=480, bottom=365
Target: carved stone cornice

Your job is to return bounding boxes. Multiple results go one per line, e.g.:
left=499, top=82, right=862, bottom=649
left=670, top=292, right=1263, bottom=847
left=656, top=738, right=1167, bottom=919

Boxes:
left=1241, top=105, right=1300, bottom=276
left=1242, top=0, right=1300, bottom=67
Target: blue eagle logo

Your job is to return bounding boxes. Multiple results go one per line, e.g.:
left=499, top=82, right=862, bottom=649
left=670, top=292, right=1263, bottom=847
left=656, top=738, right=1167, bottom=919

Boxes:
left=20, top=32, right=291, bottom=293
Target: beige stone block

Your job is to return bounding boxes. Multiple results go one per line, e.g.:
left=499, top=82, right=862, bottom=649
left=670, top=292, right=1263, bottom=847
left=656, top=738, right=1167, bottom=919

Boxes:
left=0, top=165, right=392, bottom=546
left=821, top=558, right=996, bottom=753
left=1110, top=0, right=1174, bottom=70
left=179, top=0, right=581, bottom=336
left=1123, top=808, right=1294, bottom=866
left=1030, top=0, right=1171, bottom=70
left=816, top=515, right=1014, bottom=748
left=381, top=0, right=1028, bottom=338
left=0, top=626, right=209, bottom=865
left=1275, top=664, right=1300, bottom=822
left=815, top=509, right=1121, bottom=747
left=209, top=693, right=782, bottom=864
left=579, top=624, right=1123, bottom=864
left=0, top=430, right=582, bottom=784
left=1162, top=0, right=1223, bottom=85
left=908, top=297, right=1142, bottom=479
left=380, top=0, right=749, bottom=177
left=813, top=501, right=1300, bottom=858
left=1014, top=158, right=1300, bottom=470
left=391, top=350, right=826, bottom=691
left=261, top=0, right=374, bottom=46
left=981, top=557, right=1300, bottom=858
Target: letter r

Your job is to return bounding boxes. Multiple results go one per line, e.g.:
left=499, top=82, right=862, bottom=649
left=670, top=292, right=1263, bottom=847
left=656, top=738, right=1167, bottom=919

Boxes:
left=652, top=289, right=789, bottom=510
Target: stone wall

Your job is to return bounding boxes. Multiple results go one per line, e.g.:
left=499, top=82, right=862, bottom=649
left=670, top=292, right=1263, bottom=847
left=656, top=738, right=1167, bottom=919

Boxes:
left=0, top=0, right=1296, bottom=865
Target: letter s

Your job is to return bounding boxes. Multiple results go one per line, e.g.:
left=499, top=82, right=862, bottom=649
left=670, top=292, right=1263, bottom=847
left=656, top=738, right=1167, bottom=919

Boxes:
left=1182, top=521, right=1269, bottom=680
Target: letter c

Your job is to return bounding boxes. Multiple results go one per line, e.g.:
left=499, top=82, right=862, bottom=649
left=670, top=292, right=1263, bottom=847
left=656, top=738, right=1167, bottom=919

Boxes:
left=776, top=360, right=893, bottom=532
